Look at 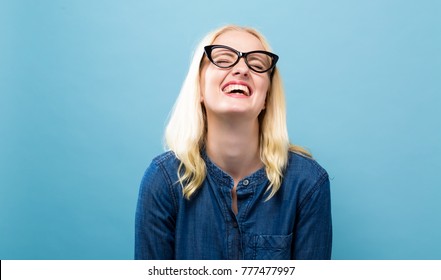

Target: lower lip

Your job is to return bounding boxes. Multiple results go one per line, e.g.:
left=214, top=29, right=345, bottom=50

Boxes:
left=223, top=92, right=251, bottom=98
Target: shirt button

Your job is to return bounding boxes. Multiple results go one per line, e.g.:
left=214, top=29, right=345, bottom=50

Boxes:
left=243, top=179, right=249, bottom=186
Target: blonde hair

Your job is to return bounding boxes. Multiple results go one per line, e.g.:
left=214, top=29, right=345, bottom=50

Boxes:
left=165, top=25, right=310, bottom=200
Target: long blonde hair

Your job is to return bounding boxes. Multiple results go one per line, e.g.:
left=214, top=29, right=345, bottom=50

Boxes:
left=165, top=25, right=310, bottom=200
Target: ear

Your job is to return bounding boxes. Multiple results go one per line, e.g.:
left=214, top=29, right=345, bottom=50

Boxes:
left=262, top=91, right=269, bottom=110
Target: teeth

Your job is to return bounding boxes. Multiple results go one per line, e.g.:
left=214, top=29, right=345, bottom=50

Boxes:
left=223, top=84, right=250, bottom=96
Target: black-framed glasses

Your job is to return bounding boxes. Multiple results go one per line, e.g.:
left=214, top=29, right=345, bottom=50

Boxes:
left=204, top=45, right=279, bottom=73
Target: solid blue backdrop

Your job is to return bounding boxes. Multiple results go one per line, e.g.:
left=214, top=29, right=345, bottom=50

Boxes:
left=1, top=0, right=440, bottom=259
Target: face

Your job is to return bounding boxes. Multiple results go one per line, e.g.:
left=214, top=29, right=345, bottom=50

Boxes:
left=200, top=30, right=271, bottom=122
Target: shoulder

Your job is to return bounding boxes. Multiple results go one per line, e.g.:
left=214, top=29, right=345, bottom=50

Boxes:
left=283, top=151, right=330, bottom=204
left=137, top=151, right=180, bottom=219
left=147, top=151, right=181, bottom=180
left=286, top=151, right=328, bottom=182
left=151, top=150, right=180, bottom=167
left=139, top=151, right=181, bottom=196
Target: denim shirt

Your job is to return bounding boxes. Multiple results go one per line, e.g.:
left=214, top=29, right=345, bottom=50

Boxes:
left=135, top=150, right=332, bottom=260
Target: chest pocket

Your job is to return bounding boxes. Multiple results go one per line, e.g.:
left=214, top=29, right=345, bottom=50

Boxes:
left=250, top=233, right=293, bottom=260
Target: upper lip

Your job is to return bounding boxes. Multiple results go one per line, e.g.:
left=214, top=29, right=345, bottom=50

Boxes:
left=221, top=81, right=253, bottom=96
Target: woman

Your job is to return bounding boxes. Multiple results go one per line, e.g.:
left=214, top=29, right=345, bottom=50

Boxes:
left=135, top=25, right=332, bottom=260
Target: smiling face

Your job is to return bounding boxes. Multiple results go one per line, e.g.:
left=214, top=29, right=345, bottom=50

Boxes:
left=200, top=30, right=271, bottom=121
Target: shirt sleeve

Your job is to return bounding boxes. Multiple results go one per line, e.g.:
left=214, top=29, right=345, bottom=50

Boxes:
left=292, top=173, right=332, bottom=260
left=135, top=160, right=177, bottom=259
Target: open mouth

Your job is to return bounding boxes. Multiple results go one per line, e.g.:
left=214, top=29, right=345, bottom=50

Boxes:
left=222, top=84, right=251, bottom=96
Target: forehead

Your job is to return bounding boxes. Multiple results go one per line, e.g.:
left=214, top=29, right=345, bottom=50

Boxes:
left=212, top=30, right=265, bottom=52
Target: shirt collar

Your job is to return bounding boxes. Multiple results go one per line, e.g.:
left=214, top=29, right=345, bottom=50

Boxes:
left=201, top=149, right=268, bottom=187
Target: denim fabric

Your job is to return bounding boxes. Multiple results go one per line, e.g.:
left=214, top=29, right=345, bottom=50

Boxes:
left=135, top=150, right=332, bottom=260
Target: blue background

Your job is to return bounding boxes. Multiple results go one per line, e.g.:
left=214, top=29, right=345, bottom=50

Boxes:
left=1, top=0, right=440, bottom=259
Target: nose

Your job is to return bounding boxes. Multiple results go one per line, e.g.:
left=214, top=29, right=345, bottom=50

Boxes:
left=231, top=57, right=250, bottom=77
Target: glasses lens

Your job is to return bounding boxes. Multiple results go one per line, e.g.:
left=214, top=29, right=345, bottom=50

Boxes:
left=246, top=52, right=273, bottom=72
left=210, top=47, right=238, bottom=68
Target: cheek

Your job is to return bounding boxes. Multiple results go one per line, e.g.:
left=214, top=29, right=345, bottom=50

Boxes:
left=254, top=73, right=270, bottom=91
left=201, top=67, right=222, bottom=98
left=257, top=78, right=270, bottom=95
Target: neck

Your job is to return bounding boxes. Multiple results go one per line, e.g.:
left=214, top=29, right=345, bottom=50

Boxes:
left=205, top=115, right=262, bottom=183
